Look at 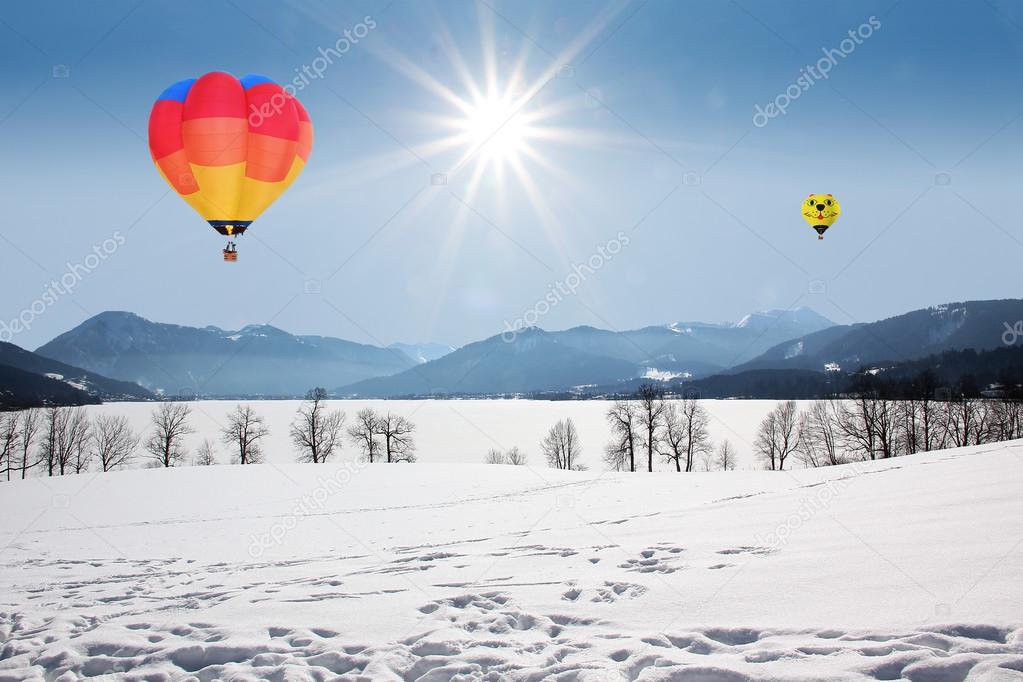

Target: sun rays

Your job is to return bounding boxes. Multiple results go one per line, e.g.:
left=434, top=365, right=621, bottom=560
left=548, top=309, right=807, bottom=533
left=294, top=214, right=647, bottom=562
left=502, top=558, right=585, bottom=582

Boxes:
left=299, top=2, right=633, bottom=334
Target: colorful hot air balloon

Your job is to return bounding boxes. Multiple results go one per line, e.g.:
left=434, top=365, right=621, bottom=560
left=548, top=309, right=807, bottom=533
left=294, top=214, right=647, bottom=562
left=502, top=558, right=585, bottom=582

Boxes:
left=802, top=193, right=840, bottom=240
left=148, top=72, right=313, bottom=261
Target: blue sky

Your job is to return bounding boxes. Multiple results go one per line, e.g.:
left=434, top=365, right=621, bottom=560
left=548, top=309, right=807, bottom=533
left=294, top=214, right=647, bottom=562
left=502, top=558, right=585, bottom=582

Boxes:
left=2, top=0, right=1022, bottom=350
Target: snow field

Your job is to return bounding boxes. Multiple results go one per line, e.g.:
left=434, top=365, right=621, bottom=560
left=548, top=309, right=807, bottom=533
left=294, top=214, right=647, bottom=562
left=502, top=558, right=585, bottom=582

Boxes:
left=1, top=440, right=1021, bottom=679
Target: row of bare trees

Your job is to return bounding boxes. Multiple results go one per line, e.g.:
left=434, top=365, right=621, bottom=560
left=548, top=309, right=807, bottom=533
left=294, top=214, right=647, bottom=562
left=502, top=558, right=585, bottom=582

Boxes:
left=0, top=402, right=266, bottom=476
left=287, top=388, right=417, bottom=464
left=0, top=389, right=420, bottom=478
left=485, top=446, right=528, bottom=465
left=755, top=394, right=1023, bottom=470
left=602, top=386, right=735, bottom=473
left=1, top=408, right=142, bottom=478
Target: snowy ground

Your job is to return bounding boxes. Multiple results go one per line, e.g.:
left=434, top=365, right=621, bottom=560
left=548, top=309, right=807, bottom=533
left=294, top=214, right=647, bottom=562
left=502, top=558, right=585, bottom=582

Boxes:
left=2, top=441, right=1022, bottom=680
left=82, top=399, right=795, bottom=471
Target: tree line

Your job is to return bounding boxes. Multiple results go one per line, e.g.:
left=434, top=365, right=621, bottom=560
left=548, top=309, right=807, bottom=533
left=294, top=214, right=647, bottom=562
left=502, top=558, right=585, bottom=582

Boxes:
left=0, top=388, right=417, bottom=478
left=755, top=380, right=1023, bottom=470
left=525, top=378, right=1022, bottom=473
left=5, top=379, right=1020, bottom=478
left=505, top=385, right=735, bottom=473
left=601, top=385, right=734, bottom=472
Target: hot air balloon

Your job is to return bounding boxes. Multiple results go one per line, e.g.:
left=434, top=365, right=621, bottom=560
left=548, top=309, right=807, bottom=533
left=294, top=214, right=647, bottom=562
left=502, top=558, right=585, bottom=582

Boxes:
left=148, top=72, right=313, bottom=261
left=802, top=193, right=840, bottom=240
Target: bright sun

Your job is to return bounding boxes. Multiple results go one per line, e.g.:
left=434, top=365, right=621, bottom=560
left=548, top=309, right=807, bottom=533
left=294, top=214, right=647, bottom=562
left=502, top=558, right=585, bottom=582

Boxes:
left=460, top=93, right=531, bottom=163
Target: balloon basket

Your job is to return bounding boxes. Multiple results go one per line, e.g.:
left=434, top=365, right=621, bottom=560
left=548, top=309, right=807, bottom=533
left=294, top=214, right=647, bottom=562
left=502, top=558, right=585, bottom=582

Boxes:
left=223, top=250, right=238, bottom=262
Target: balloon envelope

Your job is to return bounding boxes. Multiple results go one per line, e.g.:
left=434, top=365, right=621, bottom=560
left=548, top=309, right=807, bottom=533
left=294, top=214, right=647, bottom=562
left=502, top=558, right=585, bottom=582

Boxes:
left=148, top=72, right=312, bottom=236
left=801, top=193, right=840, bottom=238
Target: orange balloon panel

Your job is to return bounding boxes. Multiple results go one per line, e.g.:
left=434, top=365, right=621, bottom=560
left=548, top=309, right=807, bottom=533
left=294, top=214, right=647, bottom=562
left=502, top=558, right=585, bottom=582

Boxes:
left=148, top=72, right=313, bottom=236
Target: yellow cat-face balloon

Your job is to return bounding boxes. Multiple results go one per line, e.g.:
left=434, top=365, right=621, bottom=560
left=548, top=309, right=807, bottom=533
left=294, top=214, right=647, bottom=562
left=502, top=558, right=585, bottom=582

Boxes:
left=802, top=194, right=840, bottom=239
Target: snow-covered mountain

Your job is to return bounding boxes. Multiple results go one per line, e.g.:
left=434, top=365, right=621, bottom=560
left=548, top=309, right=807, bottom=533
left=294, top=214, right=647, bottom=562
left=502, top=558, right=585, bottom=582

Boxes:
left=32, top=308, right=832, bottom=399
left=735, top=299, right=1023, bottom=374
left=35, top=312, right=416, bottom=397
left=731, top=306, right=834, bottom=332
left=341, top=327, right=640, bottom=397
left=338, top=309, right=834, bottom=397
left=557, top=306, right=835, bottom=375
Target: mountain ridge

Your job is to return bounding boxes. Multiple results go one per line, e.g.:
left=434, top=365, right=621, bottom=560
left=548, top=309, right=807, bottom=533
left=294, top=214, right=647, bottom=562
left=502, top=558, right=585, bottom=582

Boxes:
left=0, top=340, right=153, bottom=407
left=732, top=299, right=1023, bottom=375
left=337, top=308, right=835, bottom=397
left=35, top=311, right=417, bottom=397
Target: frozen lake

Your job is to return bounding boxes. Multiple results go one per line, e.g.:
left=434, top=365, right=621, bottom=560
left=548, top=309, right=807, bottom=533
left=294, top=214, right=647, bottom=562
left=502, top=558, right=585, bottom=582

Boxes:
left=90, top=399, right=802, bottom=471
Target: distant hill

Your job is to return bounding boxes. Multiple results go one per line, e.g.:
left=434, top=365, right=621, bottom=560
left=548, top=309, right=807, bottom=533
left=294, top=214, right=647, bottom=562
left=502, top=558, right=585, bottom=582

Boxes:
left=342, top=307, right=834, bottom=397
left=388, top=341, right=456, bottom=364
left=734, top=300, right=1023, bottom=374
left=551, top=307, right=834, bottom=377
left=338, top=327, right=640, bottom=397
left=36, top=311, right=416, bottom=397
left=34, top=308, right=830, bottom=398
left=0, top=363, right=99, bottom=408
left=339, top=308, right=834, bottom=400
left=574, top=343, right=1023, bottom=401
left=0, top=341, right=152, bottom=407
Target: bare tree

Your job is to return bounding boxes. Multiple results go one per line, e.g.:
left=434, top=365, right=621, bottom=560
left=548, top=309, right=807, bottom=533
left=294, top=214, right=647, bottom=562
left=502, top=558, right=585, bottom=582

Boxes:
left=40, top=406, right=66, bottom=476
left=797, top=400, right=842, bottom=467
left=0, top=412, right=19, bottom=480
left=193, top=439, right=217, bottom=466
left=377, top=412, right=416, bottom=463
left=52, top=408, right=89, bottom=476
left=636, top=385, right=665, bottom=472
left=71, top=415, right=92, bottom=474
left=605, top=399, right=639, bottom=472
left=837, top=395, right=876, bottom=461
left=969, top=400, right=994, bottom=445
left=486, top=446, right=527, bottom=465
left=91, top=415, right=140, bottom=472
left=348, top=408, right=382, bottom=463
left=17, top=409, right=40, bottom=479
left=912, top=370, right=942, bottom=452
left=715, top=439, right=737, bottom=471
left=145, top=403, right=194, bottom=468
left=541, top=418, right=582, bottom=470
left=290, top=388, right=345, bottom=463
left=221, top=404, right=269, bottom=464
left=872, top=395, right=900, bottom=459
left=755, top=401, right=799, bottom=470
left=505, top=446, right=528, bottom=465
left=991, top=398, right=1023, bottom=441
left=659, top=398, right=711, bottom=472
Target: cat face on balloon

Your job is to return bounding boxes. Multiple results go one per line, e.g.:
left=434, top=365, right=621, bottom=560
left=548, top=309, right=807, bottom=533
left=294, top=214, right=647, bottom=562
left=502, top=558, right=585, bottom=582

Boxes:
left=803, top=194, right=840, bottom=226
